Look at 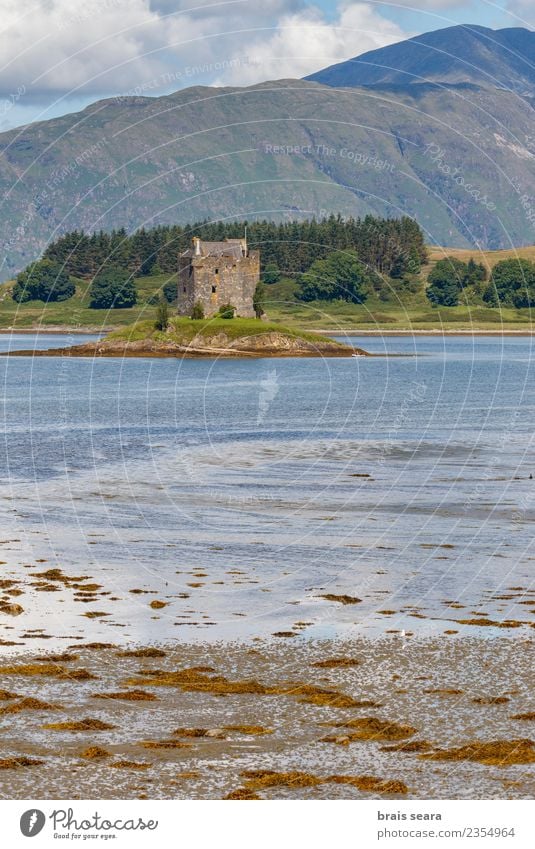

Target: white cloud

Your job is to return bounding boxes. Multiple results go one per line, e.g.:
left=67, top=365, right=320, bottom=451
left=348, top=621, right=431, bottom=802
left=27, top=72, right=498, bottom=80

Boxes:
left=379, top=0, right=464, bottom=7
left=505, top=1, right=535, bottom=27
left=0, top=0, right=168, bottom=97
left=214, top=3, right=408, bottom=86
left=149, top=0, right=304, bottom=14
left=0, top=0, right=410, bottom=127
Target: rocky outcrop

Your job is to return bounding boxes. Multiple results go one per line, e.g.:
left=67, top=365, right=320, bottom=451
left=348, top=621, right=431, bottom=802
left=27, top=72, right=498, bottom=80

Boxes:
left=5, top=329, right=366, bottom=359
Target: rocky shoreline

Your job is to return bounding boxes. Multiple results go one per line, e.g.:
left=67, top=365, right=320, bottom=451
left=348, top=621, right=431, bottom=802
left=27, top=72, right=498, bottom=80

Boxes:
left=3, top=330, right=366, bottom=359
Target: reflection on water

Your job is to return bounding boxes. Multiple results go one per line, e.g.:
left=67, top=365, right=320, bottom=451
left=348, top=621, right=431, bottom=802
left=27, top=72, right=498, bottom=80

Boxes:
left=0, top=335, right=534, bottom=646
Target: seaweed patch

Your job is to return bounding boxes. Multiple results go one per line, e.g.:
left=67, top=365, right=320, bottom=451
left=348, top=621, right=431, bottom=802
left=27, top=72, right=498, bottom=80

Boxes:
left=92, top=690, right=158, bottom=702
left=43, top=718, right=115, bottom=731
left=421, top=740, right=535, bottom=766
left=321, top=717, right=417, bottom=743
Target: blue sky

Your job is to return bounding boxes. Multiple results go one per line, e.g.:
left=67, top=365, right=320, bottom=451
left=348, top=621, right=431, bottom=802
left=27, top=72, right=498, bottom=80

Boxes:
left=316, top=1, right=517, bottom=29
left=0, top=0, right=531, bottom=131
left=307, top=0, right=532, bottom=32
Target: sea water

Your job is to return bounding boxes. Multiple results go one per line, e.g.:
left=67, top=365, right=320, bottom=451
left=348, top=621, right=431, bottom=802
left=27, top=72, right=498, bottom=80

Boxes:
left=0, top=335, right=533, bottom=646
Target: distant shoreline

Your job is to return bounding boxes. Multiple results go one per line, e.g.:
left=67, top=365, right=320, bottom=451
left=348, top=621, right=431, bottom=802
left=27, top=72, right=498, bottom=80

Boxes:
left=313, top=329, right=535, bottom=337
left=0, top=327, right=108, bottom=335
left=2, top=326, right=535, bottom=338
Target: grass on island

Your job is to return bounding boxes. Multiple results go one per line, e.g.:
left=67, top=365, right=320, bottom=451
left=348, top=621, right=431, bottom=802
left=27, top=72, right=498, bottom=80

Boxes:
left=106, top=316, right=347, bottom=347
left=1, top=242, right=535, bottom=333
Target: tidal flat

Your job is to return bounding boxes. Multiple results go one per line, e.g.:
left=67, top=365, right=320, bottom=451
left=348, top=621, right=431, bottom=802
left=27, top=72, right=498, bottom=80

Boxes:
left=0, top=639, right=533, bottom=800
left=0, top=335, right=534, bottom=799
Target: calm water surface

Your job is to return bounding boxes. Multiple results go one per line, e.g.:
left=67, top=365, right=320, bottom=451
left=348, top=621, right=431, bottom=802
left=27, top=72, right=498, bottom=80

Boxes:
left=1, top=335, right=534, bottom=646
left=0, top=332, right=101, bottom=352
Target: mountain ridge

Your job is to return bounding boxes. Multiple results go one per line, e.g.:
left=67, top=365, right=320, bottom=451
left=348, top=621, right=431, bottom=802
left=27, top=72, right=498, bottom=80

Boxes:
left=306, top=24, right=535, bottom=94
left=0, top=25, right=534, bottom=280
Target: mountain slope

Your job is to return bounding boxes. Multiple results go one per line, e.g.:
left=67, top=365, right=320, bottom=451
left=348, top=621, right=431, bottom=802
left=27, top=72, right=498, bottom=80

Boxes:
left=306, top=25, right=535, bottom=94
left=1, top=30, right=535, bottom=279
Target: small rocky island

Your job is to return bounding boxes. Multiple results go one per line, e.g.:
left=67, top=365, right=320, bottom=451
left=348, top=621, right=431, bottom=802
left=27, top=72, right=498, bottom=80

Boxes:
left=3, top=236, right=368, bottom=359
left=6, top=319, right=367, bottom=359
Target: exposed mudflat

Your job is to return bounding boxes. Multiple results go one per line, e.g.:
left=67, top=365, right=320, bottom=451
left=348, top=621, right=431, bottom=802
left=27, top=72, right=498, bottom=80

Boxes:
left=0, top=638, right=533, bottom=800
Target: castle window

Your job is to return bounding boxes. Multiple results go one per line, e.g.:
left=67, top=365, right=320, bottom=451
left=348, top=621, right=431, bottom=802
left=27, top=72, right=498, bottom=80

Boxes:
left=212, top=285, right=217, bottom=293
left=183, top=286, right=186, bottom=292
left=214, top=268, right=219, bottom=275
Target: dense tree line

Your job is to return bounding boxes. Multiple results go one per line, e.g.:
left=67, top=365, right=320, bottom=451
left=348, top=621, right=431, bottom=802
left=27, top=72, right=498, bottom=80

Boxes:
left=483, top=259, right=535, bottom=307
left=426, top=257, right=487, bottom=306
left=12, top=259, right=75, bottom=303
left=16, top=229, right=535, bottom=315
left=42, top=215, right=427, bottom=280
left=299, top=251, right=371, bottom=303
left=89, top=268, right=137, bottom=310
left=426, top=256, right=535, bottom=309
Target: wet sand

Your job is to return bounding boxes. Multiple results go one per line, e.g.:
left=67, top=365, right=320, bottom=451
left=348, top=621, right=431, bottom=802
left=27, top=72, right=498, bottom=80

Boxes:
left=0, top=638, right=533, bottom=800
left=0, top=536, right=534, bottom=646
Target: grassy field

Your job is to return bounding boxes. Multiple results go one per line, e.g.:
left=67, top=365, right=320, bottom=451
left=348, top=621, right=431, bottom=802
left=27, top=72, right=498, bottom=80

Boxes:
left=262, top=243, right=535, bottom=331
left=0, top=273, right=174, bottom=330
left=426, top=244, right=535, bottom=270
left=264, top=278, right=535, bottom=332
left=1, top=244, right=535, bottom=333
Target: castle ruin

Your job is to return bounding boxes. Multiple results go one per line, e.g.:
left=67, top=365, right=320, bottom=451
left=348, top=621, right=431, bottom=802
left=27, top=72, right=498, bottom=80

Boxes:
left=177, top=236, right=260, bottom=318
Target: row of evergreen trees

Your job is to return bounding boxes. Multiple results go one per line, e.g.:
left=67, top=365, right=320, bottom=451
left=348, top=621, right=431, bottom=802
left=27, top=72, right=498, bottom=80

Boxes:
left=43, top=215, right=427, bottom=280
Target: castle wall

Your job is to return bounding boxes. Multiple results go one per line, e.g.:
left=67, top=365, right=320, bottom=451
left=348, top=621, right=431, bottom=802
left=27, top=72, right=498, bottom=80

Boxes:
left=177, top=250, right=259, bottom=318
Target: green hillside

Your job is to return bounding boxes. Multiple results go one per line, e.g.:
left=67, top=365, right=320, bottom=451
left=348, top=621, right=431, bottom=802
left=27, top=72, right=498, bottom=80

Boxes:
left=1, top=77, right=535, bottom=283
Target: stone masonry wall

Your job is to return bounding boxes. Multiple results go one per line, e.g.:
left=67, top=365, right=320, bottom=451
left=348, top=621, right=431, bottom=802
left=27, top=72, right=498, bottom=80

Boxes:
left=178, top=251, right=259, bottom=318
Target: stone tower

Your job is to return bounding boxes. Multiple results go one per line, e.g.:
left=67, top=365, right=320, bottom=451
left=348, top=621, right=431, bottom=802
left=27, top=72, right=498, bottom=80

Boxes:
left=177, top=236, right=260, bottom=318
